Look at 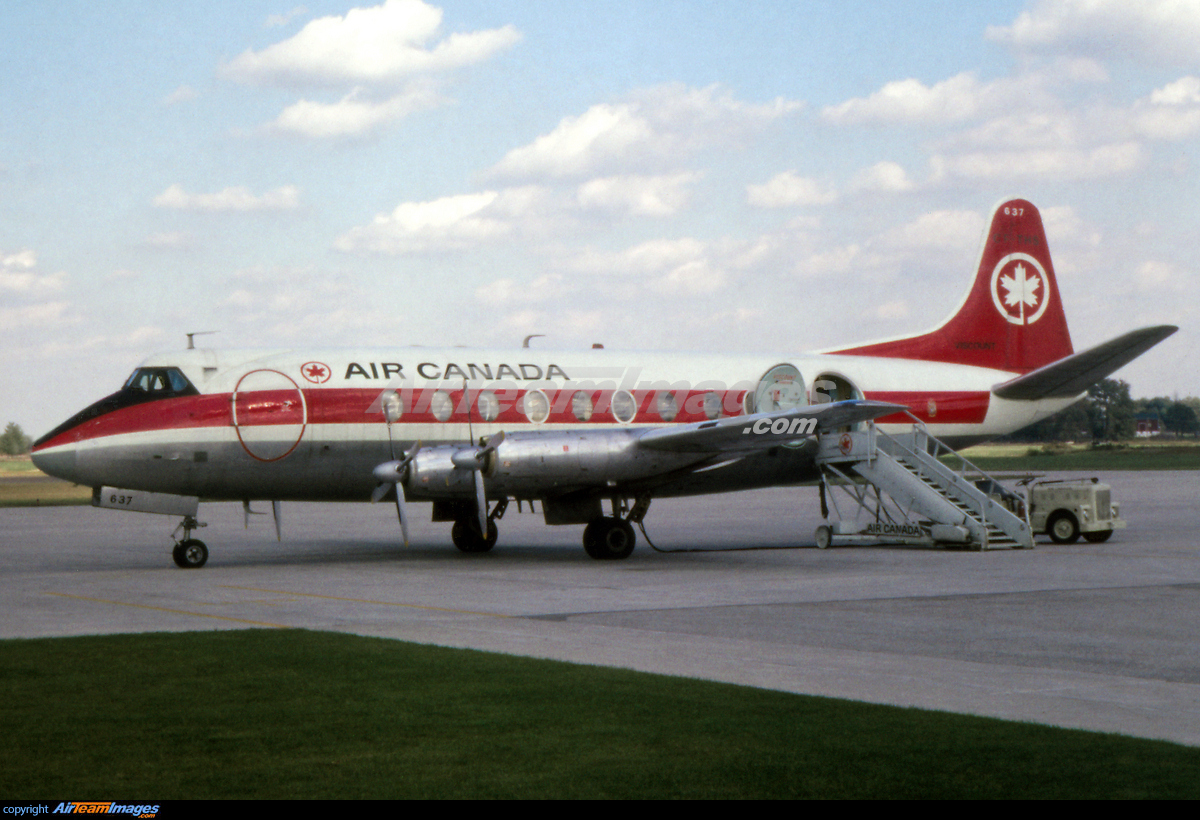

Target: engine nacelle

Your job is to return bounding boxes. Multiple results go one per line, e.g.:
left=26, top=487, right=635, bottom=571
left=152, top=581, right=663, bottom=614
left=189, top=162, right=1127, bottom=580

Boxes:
left=403, top=429, right=705, bottom=500
left=405, top=445, right=480, bottom=498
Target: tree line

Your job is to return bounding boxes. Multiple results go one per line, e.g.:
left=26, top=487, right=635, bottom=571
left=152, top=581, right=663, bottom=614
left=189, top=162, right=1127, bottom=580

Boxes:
left=1000, top=379, right=1199, bottom=442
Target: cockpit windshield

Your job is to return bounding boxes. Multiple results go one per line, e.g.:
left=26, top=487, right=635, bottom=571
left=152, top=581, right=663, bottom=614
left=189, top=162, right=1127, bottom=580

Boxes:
left=123, top=367, right=196, bottom=396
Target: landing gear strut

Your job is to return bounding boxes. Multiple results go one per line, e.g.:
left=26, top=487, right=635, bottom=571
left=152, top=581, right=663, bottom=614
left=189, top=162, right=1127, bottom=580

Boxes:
left=171, top=516, right=209, bottom=568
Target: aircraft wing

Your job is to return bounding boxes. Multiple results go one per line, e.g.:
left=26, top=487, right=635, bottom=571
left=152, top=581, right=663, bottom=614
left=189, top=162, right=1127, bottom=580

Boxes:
left=992, top=325, right=1177, bottom=401
left=635, top=399, right=908, bottom=453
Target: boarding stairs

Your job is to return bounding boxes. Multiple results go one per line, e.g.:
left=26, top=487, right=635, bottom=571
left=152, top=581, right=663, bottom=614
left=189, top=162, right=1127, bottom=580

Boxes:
left=815, top=416, right=1033, bottom=550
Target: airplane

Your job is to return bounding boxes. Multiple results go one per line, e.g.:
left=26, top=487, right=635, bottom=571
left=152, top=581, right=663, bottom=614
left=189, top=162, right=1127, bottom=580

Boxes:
left=31, top=198, right=1176, bottom=567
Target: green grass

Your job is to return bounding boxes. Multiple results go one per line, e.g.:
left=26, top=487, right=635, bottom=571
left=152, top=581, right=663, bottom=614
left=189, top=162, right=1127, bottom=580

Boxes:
left=0, top=456, right=39, bottom=474
left=2, top=630, right=1198, bottom=799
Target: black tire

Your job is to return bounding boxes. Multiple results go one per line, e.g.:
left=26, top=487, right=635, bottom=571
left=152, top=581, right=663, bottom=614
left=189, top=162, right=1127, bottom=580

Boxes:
left=1047, top=512, right=1080, bottom=544
left=1083, top=530, right=1113, bottom=543
left=172, top=539, right=208, bottom=568
left=583, top=517, right=636, bottom=560
left=451, top=519, right=497, bottom=553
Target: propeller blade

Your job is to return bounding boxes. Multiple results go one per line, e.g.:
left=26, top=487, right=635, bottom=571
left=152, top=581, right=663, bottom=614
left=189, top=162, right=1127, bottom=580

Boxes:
left=474, top=469, right=488, bottom=536
left=477, top=430, right=506, bottom=460
left=395, top=488, right=411, bottom=547
left=371, top=442, right=421, bottom=545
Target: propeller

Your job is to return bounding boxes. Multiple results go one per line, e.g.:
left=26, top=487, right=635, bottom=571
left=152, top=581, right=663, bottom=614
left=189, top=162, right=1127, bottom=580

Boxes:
left=451, top=431, right=506, bottom=536
left=371, top=391, right=419, bottom=545
left=372, top=442, right=421, bottom=546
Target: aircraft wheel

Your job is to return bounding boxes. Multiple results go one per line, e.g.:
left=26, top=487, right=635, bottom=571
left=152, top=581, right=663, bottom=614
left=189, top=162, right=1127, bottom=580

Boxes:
left=1047, top=512, right=1080, bottom=544
left=451, top=519, right=498, bottom=553
left=1083, top=530, right=1113, bottom=543
left=173, top=539, right=209, bottom=569
left=583, top=517, right=636, bottom=560
left=814, top=525, right=832, bottom=550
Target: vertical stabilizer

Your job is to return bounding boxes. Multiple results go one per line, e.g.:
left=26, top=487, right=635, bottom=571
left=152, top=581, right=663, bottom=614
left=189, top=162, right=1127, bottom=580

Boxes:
left=832, top=198, right=1074, bottom=373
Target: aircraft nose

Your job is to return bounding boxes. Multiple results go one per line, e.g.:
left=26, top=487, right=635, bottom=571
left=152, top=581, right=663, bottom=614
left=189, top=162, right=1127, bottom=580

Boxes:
left=31, top=445, right=77, bottom=483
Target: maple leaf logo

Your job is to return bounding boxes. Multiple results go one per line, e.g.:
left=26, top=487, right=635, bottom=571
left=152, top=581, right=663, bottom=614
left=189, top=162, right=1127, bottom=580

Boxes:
left=990, top=254, right=1050, bottom=326
left=1000, top=263, right=1041, bottom=312
left=300, top=361, right=331, bottom=384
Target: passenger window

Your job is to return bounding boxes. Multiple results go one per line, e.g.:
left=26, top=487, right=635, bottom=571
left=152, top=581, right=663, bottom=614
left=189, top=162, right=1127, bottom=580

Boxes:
left=430, top=391, right=453, bottom=422
left=656, top=392, right=678, bottom=422
left=571, top=391, right=594, bottom=422
left=477, top=391, right=500, bottom=421
left=611, top=391, right=637, bottom=423
left=522, top=390, right=549, bottom=423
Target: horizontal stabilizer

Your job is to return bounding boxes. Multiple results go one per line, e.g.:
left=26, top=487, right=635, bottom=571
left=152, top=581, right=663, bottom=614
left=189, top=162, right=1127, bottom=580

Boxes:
left=636, top=400, right=908, bottom=453
left=992, top=325, right=1177, bottom=401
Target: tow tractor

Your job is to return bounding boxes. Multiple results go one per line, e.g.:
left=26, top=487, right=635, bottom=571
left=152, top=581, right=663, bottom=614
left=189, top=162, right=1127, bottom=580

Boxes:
left=1017, top=476, right=1125, bottom=544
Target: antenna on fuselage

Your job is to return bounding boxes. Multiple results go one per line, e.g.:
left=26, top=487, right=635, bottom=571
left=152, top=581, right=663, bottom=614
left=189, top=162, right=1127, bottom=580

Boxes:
left=186, top=331, right=217, bottom=350
left=522, top=334, right=544, bottom=348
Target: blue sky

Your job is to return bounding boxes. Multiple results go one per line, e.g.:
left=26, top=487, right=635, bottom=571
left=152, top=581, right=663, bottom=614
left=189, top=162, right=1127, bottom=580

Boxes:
left=3, top=0, right=1196, bottom=434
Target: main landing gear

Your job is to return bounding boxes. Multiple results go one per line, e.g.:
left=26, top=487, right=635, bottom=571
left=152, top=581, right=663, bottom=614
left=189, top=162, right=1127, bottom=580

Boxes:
left=583, top=496, right=650, bottom=560
left=171, top=515, right=209, bottom=569
left=451, top=498, right=507, bottom=553
left=583, top=517, right=636, bottom=559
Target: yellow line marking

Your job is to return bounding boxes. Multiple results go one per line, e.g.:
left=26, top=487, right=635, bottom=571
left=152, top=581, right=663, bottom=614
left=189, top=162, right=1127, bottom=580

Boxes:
left=218, top=585, right=516, bottom=619
left=46, top=592, right=291, bottom=629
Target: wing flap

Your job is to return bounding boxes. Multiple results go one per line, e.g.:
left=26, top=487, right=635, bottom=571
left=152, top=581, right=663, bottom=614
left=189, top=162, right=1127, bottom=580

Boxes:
left=992, top=325, right=1177, bottom=401
left=635, top=400, right=908, bottom=453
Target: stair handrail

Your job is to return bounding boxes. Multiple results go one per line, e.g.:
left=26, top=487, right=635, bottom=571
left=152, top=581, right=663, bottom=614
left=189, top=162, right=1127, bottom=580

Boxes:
left=872, top=410, right=1033, bottom=546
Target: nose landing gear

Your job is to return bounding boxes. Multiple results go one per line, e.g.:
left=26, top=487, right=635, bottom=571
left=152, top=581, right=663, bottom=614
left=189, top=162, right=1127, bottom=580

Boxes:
left=171, top=516, right=208, bottom=569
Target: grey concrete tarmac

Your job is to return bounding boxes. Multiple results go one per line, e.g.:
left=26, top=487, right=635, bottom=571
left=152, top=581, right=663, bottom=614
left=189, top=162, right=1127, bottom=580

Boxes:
left=2, top=470, right=1198, bottom=745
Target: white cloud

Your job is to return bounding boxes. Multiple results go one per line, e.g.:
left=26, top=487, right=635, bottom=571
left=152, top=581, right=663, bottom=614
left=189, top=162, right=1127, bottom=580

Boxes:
left=491, top=84, right=801, bottom=179
left=747, top=170, right=836, bottom=208
left=491, top=103, right=653, bottom=179
left=270, top=85, right=443, bottom=137
left=850, top=161, right=915, bottom=193
left=1, top=250, right=65, bottom=295
left=822, top=73, right=985, bottom=126
left=3, top=249, right=37, bottom=270
left=987, top=0, right=1200, bottom=66
left=153, top=184, right=301, bottom=211
left=1151, top=76, right=1200, bottom=106
left=576, top=172, right=698, bottom=216
left=878, top=210, right=986, bottom=254
left=563, top=237, right=725, bottom=294
left=223, top=0, right=519, bottom=87
left=334, top=188, right=557, bottom=254
left=1133, top=77, right=1200, bottom=140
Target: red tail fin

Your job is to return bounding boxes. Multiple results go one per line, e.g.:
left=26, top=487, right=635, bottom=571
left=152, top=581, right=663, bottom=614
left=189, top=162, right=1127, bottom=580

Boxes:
left=832, top=198, right=1074, bottom=373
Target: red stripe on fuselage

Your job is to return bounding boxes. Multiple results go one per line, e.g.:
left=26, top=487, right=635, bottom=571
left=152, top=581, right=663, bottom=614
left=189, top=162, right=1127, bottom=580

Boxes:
left=865, top=391, right=990, bottom=424
left=34, top=387, right=990, bottom=450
